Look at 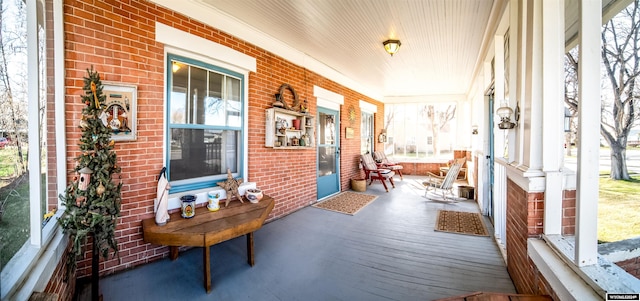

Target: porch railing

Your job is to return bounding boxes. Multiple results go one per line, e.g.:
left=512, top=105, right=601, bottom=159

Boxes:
left=493, top=161, right=507, bottom=252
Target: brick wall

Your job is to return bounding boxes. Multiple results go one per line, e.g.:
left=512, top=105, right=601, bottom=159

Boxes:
left=505, top=179, right=566, bottom=300
left=40, top=242, right=76, bottom=301
left=506, top=178, right=534, bottom=293
left=562, top=190, right=576, bottom=235
left=616, top=257, right=640, bottom=278
left=55, top=0, right=384, bottom=287
left=453, top=150, right=470, bottom=161
left=599, top=237, right=640, bottom=280
left=503, top=176, right=583, bottom=300
left=396, top=162, right=443, bottom=175
left=528, top=192, right=545, bottom=235
left=385, top=150, right=471, bottom=176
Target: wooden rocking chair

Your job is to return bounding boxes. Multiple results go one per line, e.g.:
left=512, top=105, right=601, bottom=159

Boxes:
left=423, top=158, right=465, bottom=201
left=361, top=153, right=396, bottom=192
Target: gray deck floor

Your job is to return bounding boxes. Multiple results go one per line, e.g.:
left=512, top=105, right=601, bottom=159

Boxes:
left=98, top=176, right=516, bottom=301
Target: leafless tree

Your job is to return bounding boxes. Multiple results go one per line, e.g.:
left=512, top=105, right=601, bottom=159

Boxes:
left=600, top=0, right=640, bottom=180
left=565, top=1, right=640, bottom=180
left=0, top=0, right=27, bottom=175
left=383, top=106, right=394, bottom=132
left=565, top=48, right=579, bottom=157
left=382, top=106, right=394, bottom=154
left=425, top=104, right=455, bottom=156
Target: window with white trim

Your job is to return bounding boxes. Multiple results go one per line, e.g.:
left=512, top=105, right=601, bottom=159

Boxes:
left=1, top=0, right=65, bottom=298
left=167, top=55, right=245, bottom=193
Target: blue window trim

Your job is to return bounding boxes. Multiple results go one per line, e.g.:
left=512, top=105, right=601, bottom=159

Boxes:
left=165, top=54, right=245, bottom=193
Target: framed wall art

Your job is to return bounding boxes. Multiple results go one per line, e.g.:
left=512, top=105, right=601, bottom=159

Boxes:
left=345, top=127, right=354, bottom=139
left=103, top=83, right=137, bottom=141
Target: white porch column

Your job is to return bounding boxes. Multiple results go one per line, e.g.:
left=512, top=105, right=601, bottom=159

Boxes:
left=520, top=0, right=544, bottom=171
left=494, top=36, right=507, bottom=159
left=575, top=0, right=601, bottom=267
left=541, top=0, right=565, bottom=235
left=529, top=1, right=544, bottom=172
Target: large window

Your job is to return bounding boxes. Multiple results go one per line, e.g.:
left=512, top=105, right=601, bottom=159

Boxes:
left=384, top=103, right=457, bottom=161
left=167, top=55, right=244, bottom=193
left=1, top=0, right=65, bottom=298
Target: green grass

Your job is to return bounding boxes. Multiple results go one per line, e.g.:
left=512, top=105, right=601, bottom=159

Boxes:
left=0, top=174, right=30, bottom=270
left=0, top=146, right=33, bottom=270
left=598, top=176, right=640, bottom=243
left=0, top=147, right=20, bottom=177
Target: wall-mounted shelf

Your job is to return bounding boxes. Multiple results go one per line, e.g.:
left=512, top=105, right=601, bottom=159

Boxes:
left=265, top=108, right=314, bottom=149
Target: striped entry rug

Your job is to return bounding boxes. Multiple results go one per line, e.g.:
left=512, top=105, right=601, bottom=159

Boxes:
left=435, top=210, right=489, bottom=236
left=313, top=191, right=378, bottom=215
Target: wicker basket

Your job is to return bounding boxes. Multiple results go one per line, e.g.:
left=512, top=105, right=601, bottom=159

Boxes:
left=351, top=178, right=366, bottom=192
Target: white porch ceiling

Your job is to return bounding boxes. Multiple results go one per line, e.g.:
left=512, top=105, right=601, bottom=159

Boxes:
left=152, top=0, right=631, bottom=101
left=160, top=0, right=496, bottom=100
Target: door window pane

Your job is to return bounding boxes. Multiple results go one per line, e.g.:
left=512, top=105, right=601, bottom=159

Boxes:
left=318, top=146, right=336, bottom=176
left=318, top=112, right=335, bottom=145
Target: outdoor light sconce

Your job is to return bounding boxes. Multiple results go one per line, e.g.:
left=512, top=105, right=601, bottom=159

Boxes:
left=564, top=107, right=572, bottom=132
left=378, top=129, right=388, bottom=143
left=383, top=39, right=401, bottom=56
left=471, top=125, right=478, bottom=135
left=497, top=101, right=519, bottom=130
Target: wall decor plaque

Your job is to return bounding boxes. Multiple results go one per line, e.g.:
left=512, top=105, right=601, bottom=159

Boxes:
left=103, top=83, right=137, bottom=141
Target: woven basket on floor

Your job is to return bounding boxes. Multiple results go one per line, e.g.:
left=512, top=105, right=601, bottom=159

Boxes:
left=351, top=178, right=366, bottom=192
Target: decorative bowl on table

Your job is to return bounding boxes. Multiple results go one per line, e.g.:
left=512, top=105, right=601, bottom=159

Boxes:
left=245, top=189, right=263, bottom=204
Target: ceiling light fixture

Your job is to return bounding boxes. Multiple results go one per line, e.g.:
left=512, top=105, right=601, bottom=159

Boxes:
left=172, top=62, right=181, bottom=73
left=383, top=39, right=401, bottom=56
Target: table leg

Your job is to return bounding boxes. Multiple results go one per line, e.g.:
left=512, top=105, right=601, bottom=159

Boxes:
left=204, top=246, right=212, bottom=293
left=170, top=246, right=179, bottom=260
left=246, top=232, right=255, bottom=266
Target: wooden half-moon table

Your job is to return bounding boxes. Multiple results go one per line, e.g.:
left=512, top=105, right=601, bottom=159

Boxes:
left=142, top=195, right=274, bottom=293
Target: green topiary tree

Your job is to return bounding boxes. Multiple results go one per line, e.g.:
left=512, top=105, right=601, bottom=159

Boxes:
left=58, top=67, right=122, bottom=286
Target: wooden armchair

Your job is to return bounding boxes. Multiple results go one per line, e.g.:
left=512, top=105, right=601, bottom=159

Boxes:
left=422, top=158, right=465, bottom=200
left=372, top=151, right=403, bottom=180
left=360, top=153, right=396, bottom=192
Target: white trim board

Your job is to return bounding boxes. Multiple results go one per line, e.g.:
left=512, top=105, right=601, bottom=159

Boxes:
left=156, top=22, right=256, bottom=73
left=315, top=86, right=344, bottom=111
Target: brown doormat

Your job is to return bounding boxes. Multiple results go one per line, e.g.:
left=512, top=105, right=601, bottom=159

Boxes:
left=313, top=191, right=378, bottom=215
left=435, top=210, right=489, bottom=236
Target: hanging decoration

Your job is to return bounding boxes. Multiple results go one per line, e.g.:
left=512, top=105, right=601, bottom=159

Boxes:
left=273, top=83, right=301, bottom=112
left=78, top=167, right=93, bottom=191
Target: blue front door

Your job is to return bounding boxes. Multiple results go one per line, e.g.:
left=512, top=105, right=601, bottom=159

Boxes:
left=317, top=107, right=340, bottom=199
